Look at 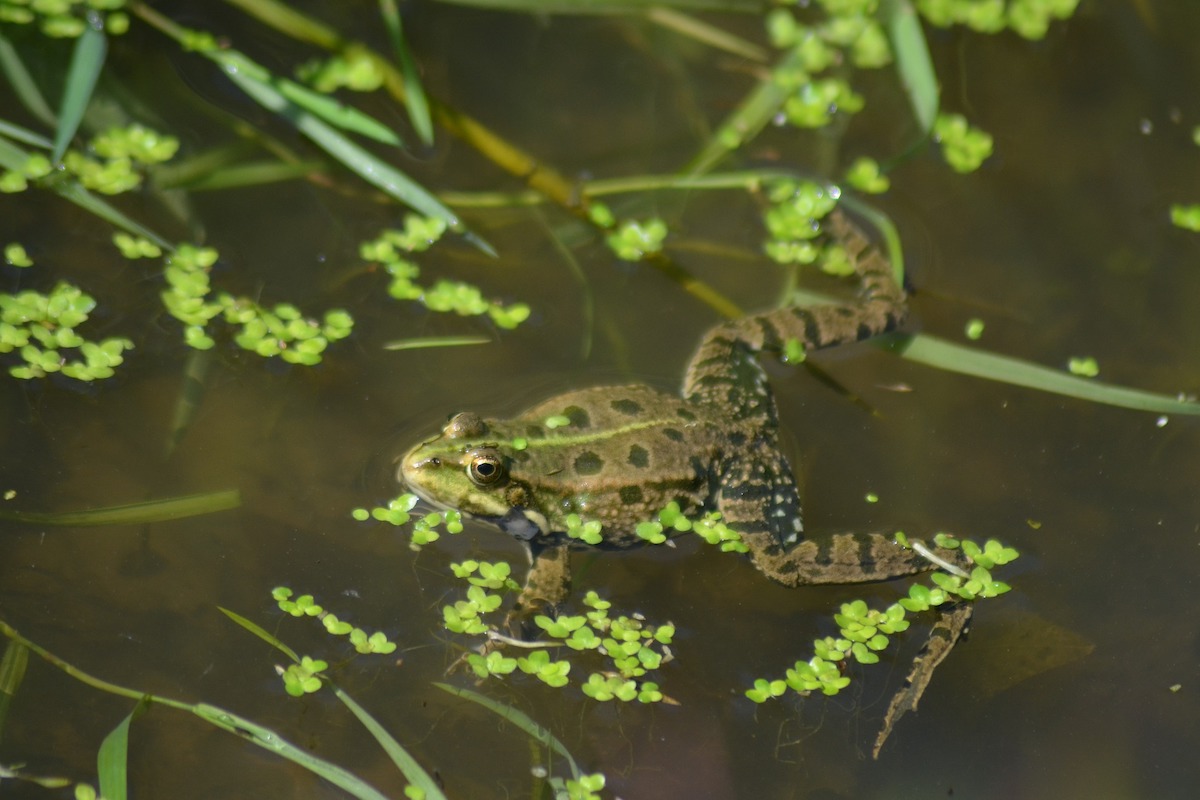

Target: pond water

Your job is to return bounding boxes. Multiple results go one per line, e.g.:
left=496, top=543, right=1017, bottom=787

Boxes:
left=2, top=2, right=1200, bottom=798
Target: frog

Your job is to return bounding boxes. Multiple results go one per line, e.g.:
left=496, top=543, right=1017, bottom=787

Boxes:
left=398, top=209, right=970, bottom=749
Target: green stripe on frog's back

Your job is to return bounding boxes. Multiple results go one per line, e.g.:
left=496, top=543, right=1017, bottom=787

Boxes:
left=507, top=385, right=722, bottom=540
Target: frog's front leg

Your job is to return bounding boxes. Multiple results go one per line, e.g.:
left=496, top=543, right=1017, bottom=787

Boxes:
left=506, top=542, right=572, bottom=630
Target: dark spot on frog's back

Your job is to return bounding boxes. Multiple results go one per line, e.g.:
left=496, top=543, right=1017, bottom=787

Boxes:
left=676, top=407, right=696, bottom=421
left=662, top=428, right=684, bottom=443
left=619, top=485, right=644, bottom=505
left=563, top=405, right=591, bottom=428
left=574, top=451, right=604, bottom=475
left=628, top=444, right=650, bottom=469
left=610, top=398, right=643, bottom=415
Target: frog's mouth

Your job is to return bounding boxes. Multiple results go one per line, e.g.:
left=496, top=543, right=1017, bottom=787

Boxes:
left=401, top=479, right=553, bottom=544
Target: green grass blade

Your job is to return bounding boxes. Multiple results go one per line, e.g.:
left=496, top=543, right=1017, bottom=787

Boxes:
left=0, top=489, right=241, bottom=527
left=0, top=134, right=170, bottom=247
left=684, top=47, right=804, bottom=175
left=224, top=0, right=342, bottom=49
left=430, top=0, right=766, bottom=12
left=51, top=179, right=172, bottom=248
left=193, top=704, right=393, bottom=800
left=0, top=620, right=393, bottom=800
left=383, top=335, right=491, bottom=350
left=881, top=0, right=938, bottom=135
left=645, top=7, right=767, bottom=61
left=0, top=640, right=29, bottom=745
left=333, top=687, right=448, bottom=800
left=434, top=682, right=581, bottom=780
left=163, top=159, right=326, bottom=190
left=273, top=75, right=403, bottom=146
left=98, top=698, right=149, bottom=800
left=0, top=31, right=56, bottom=127
left=52, top=16, right=107, bottom=163
left=164, top=348, right=211, bottom=458
left=379, top=0, right=434, bottom=145
left=0, top=117, right=53, bottom=149
left=885, top=332, right=1200, bottom=415
left=217, top=54, right=479, bottom=247
left=218, top=607, right=301, bottom=663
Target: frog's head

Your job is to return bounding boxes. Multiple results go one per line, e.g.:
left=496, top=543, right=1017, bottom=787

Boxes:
left=398, top=412, right=550, bottom=541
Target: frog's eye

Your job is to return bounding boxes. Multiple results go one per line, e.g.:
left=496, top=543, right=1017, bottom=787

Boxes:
left=467, top=451, right=506, bottom=487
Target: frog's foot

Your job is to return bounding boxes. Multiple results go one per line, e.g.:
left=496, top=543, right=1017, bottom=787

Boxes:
left=872, top=602, right=973, bottom=758
left=444, top=544, right=572, bottom=677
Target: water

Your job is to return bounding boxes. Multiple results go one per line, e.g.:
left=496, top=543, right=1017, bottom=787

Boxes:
left=2, top=2, right=1199, bottom=798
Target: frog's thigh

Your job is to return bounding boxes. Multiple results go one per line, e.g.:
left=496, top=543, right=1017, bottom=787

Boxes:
left=513, top=544, right=572, bottom=616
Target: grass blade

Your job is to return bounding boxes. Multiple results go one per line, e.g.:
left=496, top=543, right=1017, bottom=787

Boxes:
left=383, top=335, right=491, bottom=350
left=51, top=179, right=172, bottom=248
left=0, top=489, right=241, bottom=527
left=434, top=682, right=581, bottom=780
left=885, top=332, right=1200, bottom=415
left=163, top=158, right=326, bottom=190
left=684, top=47, right=805, bottom=175
left=379, top=0, right=434, bottom=145
left=224, top=62, right=485, bottom=248
left=130, top=4, right=481, bottom=247
left=429, top=0, right=766, bottom=12
left=0, top=117, right=54, bottom=149
left=218, top=607, right=301, bottom=663
left=645, top=7, right=767, bottom=61
left=52, top=15, right=107, bottom=163
left=98, top=698, right=150, bottom=800
left=272, top=75, right=403, bottom=146
left=0, top=133, right=170, bottom=247
left=0, top=640, right=29, bottom=745
left=0, top=31, right=56, bottom=126
left=193, top=704, right=394, bottom=800
left=334, top=687, right=448, bottom=800
left=881, top=0, right=938, bottom=135
left=1, top=620, right=393, bottom=800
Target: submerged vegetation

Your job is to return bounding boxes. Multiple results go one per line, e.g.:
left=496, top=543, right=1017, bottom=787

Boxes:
left=3, top=0, right=1197, bottom=798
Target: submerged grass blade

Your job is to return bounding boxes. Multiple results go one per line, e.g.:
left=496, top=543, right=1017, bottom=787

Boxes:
left=379, top=0, right=434, bottom=145
left=334, top=687, right=448, bottom=800
left=193, top=703, right=394, bottom=800
left=164, top=348, right=212, bottom=458
left=0, top=117, right=53, bottom=149
left=131, top=4, right=481, bottom=248
left=886, top=332, right=1200, bottom=415
left=684, top=47, right=805, bottom=175
left=98, top=699, right=149, bottom=800
left=52, top=179, right=172, bottom=248
left=0, top=640, right=29, bottom=744
left=221, top=63, right=468, bottom=234
left=434, top=682, right=581, bottom=780
left=52, top=17, right=107, bottom=163
left=645, top=7, right=767, bottom=61
left=0, top=620, right=394, bottom=800
left=882, top=0, right=938, bottom=136
left=428, top=0, right=766, bottom=12
left=164, top=159, right=326, bottom=190
left=273, top=76, right=403, bottom=146
left=0, top=32, right=56, bottom=126
left=0, top=489, right=241, bottom=527
left=0, top=134, right=170, bottom=247
left=218, top=607, right=301, bottom=663
left=383, top=335, right=492, bottom=350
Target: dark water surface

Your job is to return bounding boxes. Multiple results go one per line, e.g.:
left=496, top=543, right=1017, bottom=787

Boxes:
left=3, top=2, right=1199, bottom=798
